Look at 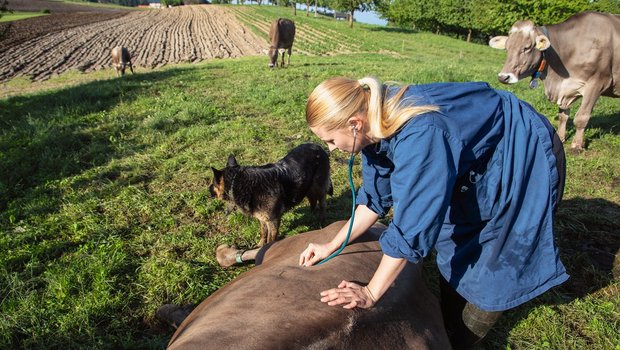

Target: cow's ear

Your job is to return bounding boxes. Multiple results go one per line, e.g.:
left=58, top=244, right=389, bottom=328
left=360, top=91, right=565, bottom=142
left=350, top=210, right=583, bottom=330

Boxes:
left=535, top=35, right=550, bottom=51
left=227, top=154, right=238, bottom=167
left=489, top=36, right=507, bottom=50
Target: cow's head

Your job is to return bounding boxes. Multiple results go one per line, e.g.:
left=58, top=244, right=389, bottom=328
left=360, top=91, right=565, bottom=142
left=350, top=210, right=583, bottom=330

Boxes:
left=267, top=47, right=279, bottom=68
left=489, top=20, right=550, bottom=84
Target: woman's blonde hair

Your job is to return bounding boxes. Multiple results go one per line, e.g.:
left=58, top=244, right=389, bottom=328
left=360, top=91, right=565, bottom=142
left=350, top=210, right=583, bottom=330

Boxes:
left=306, top=76, right=438, bottom=140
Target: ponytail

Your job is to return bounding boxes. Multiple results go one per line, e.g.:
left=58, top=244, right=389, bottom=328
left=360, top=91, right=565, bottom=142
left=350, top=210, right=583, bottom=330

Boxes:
left=307, top=76, right=438, bottom=140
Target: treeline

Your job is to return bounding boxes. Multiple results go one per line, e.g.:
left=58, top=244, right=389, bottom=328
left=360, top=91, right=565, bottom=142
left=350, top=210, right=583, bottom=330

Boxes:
left=75, top=0, right=620, bottom=42
left=88, top=0, right=208, bottom=6
left=85, top=0, right=148, bottom=6
left=375, top=0, right=620, bottom=42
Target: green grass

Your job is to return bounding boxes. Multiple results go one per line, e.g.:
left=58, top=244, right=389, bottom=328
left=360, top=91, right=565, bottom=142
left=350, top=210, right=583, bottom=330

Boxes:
left=1, top=5, right=619, bottom=349
left=0, top=12, right=48, bottom=22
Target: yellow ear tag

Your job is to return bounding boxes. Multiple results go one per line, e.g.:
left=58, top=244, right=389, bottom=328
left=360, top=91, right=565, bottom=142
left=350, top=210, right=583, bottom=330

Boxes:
left=536, top=39, right=548, bottom=50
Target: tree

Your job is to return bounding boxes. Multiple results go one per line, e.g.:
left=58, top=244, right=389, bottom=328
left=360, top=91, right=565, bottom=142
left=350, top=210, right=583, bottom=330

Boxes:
left=378, top=0, right=595, bottom=42
left=378, top=0, right=441, bottom=31
left=588, top=0, right=620, bottom=13
left=329, top=0, right=375, bottom=27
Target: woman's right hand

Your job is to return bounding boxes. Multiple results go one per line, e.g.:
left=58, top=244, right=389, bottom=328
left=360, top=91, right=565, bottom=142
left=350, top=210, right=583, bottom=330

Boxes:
left=299, top=243, right=334, bottom=267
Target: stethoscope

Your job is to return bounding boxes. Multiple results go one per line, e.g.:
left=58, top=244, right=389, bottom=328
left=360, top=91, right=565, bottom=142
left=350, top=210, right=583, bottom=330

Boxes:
left=317, top=128, right=357, bottom=265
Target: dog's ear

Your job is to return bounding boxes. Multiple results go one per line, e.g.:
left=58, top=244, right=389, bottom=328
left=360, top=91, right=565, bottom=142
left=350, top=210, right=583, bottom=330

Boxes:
left=227, top=154, right=238, bottom=167
left=211, top=167, right=222, bottom=179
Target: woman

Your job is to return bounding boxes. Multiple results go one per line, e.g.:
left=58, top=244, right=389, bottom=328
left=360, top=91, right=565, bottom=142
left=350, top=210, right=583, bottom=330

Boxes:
left=298, top=76, right=568, bottom=349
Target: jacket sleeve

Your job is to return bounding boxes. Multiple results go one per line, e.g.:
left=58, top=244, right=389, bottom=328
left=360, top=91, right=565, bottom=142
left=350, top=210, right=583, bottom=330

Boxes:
left=379, top=125, right=460, bottom=263
left=355, top=146, right=394, bottom=217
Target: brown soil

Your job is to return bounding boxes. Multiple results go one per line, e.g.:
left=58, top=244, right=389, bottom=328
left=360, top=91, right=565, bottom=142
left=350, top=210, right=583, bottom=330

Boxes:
left=7, top=0, right=130, bottom=13
left=0, top=5, right=267, bottom=82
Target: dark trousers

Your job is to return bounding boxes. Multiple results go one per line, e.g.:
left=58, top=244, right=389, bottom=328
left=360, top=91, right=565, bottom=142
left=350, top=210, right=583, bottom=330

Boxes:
left=552, top=132, right=566, bottom=212
left=440, top=277, right=503, bottom=349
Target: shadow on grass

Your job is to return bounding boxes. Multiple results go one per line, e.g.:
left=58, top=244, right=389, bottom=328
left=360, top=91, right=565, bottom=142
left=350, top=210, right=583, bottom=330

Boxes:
left=152, top=193, right=619, bottom=348
left=585, top=109, right=620, bottom=147
left=475, top=197, right=620, bottom=349
left=0, top=66, right=209, bottom=215
left=556, top=109, right=620, bottom=149
left=370, top=26, right=417, bottom=34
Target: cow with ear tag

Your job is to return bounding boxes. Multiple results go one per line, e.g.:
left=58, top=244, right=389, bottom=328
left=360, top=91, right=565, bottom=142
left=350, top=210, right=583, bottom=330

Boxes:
left=489, top=12, right=620, bottom=152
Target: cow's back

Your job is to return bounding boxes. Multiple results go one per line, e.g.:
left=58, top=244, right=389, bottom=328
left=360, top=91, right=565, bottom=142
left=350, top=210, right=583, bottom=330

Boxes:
left=270, top=18, right=295, bottom=49
left=547, top=12, right=620, bottom=97
left=167, top=221, right=450, bottom=349
left=111, top=46, right=122, bottom=65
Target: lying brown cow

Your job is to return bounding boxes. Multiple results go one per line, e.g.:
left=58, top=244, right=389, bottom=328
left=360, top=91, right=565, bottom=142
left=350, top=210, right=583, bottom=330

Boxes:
left=268, top=18, right=296, bottom=68
left=489, top=12, right=620, bottom=151
left=111, top=46, right=134, bottom=76
left=166, top=221, right=450, bottom=349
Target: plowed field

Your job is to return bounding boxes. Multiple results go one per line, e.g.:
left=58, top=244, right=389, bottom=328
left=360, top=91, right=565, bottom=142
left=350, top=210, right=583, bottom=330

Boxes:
left=0, top=5, right=267, bottom=82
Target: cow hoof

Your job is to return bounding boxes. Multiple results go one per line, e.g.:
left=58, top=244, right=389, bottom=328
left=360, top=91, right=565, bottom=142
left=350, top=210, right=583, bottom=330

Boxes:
left=156, top=303, right=195, bottom=329
left=569, top=145, right=584, bottom=155
left=216, top=244, right=242, bottom=267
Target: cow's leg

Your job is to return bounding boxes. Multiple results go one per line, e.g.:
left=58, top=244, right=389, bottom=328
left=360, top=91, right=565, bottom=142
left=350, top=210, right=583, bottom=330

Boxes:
left=556, top=108, right=570, bottom=143
left=128, top=61, right=134, bottom=74
left=571, top=90, right=601, bottom=152
left=216, top=244, right=260, bottom=267
left=287, top=47, right=292, bottom=66
left=156, top=303, right=196, bottom=329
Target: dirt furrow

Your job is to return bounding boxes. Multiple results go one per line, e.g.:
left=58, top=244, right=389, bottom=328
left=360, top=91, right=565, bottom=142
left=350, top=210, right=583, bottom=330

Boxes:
left=0, top=5, right=268, bottom=82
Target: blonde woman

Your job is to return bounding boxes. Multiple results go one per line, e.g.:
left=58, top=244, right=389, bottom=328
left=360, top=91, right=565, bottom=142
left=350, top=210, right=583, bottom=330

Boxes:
left=299, top=76, right=568, bottom=349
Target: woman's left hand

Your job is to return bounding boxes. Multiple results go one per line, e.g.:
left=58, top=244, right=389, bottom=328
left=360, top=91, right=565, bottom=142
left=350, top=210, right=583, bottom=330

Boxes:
left=320, top=280, right=375, bottom=309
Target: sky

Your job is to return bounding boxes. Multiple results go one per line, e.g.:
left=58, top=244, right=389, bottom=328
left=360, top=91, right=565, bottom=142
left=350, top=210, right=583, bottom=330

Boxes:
left=239, top=2, right=389, bottom=26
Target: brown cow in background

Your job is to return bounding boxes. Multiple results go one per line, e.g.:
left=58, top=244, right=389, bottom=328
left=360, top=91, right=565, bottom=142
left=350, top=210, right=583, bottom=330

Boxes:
left=489, top=12, right=620, bottom=151
left=111, top=46, right=134, bottom=76
left=268, top=18, right=296, bottom=68
left=165, top=221, right=451, bottom=349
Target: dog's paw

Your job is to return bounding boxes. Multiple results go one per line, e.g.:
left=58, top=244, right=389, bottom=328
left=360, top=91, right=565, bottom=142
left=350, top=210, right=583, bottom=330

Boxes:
left=216, top=244, right=241, bottom=268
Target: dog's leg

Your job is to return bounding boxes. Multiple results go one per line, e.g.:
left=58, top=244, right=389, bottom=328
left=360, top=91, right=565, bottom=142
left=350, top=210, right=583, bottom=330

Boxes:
left=308, top=197, right=317, bottom=212
left=257, top=220, right=267, bottom=247
left=318, top=195, right=327, bottom=226
left=266, top=219, right=280, bottom=244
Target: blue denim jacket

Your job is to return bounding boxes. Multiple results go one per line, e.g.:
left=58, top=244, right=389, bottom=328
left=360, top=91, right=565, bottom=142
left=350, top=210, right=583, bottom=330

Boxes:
left=356, top=82, right=568, bottom=311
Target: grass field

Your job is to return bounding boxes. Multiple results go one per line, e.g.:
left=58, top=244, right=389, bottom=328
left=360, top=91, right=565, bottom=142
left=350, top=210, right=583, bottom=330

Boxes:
left=1, top=5, right=619, bottom=349
left=0, top=11, right=48, bottom=22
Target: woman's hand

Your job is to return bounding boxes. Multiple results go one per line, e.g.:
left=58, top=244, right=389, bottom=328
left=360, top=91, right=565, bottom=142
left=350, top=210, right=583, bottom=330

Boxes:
left=319, top=280, right=376, bottom=309
left=299, top=242, right=334, bottom=267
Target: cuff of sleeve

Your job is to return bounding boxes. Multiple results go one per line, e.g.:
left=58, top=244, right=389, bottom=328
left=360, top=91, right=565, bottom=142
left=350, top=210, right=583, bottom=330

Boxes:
left=379, top=231, right=423, bottom=264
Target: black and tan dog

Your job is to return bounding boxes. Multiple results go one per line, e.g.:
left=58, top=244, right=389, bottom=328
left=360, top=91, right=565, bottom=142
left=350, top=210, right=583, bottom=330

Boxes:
left=209, top=143, right=332, bottom=247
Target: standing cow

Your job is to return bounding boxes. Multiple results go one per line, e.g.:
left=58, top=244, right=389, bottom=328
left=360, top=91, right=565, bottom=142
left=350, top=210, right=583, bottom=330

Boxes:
left=111, top=46, right=134, bottom=76
left=165, top=221, right=451, bottom=349
left=268, top=18, right=296, bottom=68
left=489, top=12, right=619, bottom=151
